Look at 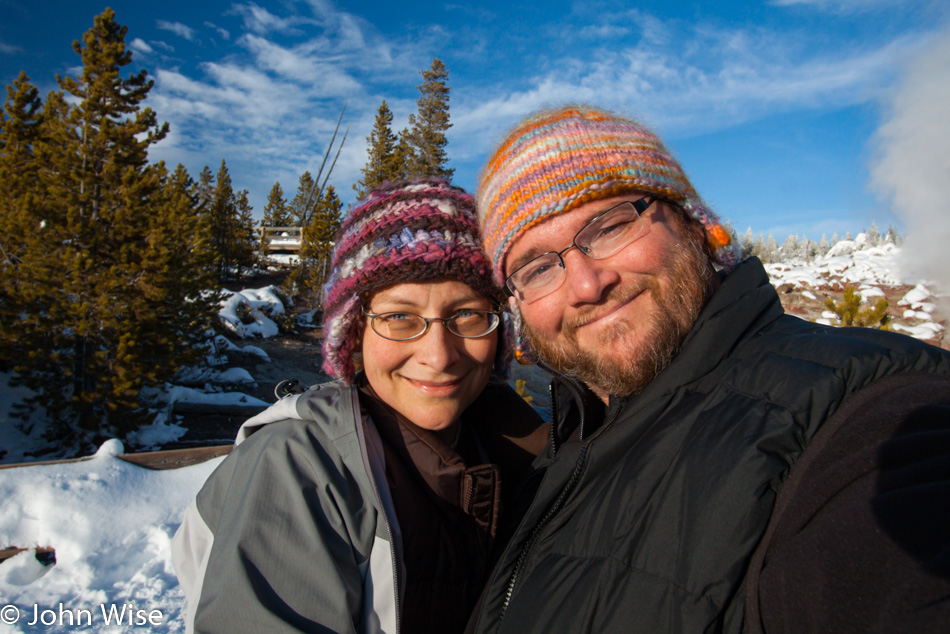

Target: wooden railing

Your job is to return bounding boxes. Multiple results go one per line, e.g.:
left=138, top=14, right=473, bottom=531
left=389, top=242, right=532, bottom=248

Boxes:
left=260, top=225, right=303, bottom=253
left=0, top=445, right=233, bottom=471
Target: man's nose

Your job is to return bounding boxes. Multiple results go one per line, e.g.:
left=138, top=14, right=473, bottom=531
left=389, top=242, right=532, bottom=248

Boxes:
left=562, top=249, right=618, bottom=305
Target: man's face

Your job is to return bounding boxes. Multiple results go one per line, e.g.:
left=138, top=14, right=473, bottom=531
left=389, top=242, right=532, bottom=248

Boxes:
left=504, top=194, right=717, bottom=400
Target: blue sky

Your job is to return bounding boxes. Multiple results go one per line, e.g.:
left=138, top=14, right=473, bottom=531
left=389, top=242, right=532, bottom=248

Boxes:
left=2, top=0, right=949, bottom=242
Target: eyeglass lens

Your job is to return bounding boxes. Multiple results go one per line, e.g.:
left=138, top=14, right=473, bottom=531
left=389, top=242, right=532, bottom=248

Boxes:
left=506, top=198, right=652, bottom=302
left=370, top=310, right=498, bottom=340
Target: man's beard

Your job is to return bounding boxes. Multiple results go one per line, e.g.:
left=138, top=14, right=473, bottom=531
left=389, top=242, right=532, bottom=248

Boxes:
left=521, top=230, right=715, bottom=399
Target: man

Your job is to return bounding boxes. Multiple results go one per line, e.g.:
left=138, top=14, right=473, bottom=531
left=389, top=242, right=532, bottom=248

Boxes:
left=468, top=105, right=950, bottom=633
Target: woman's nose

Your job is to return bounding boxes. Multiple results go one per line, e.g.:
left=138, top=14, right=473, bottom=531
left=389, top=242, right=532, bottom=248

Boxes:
left=413, top=321, right=461, bottom=370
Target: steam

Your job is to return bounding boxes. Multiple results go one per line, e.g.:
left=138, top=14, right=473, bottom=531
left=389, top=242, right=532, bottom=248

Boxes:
left=870, top=26, right=950, bottom=295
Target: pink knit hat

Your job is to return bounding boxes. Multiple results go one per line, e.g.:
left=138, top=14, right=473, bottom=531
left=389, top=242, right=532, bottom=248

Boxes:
left=321, top=178, right=508, bottom=384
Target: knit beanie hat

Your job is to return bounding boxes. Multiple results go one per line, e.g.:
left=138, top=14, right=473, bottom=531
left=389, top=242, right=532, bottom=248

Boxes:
left=322, top=178, right=508, bottom=384
left=477, top=105, right=740, bottom=286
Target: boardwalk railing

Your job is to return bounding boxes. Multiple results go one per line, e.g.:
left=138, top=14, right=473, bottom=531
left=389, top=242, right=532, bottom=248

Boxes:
left=260, top=226, right=303, bottom=253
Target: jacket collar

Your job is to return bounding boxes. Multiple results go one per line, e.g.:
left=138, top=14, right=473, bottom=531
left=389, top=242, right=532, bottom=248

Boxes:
left=358, top=378, right=502, bottom=536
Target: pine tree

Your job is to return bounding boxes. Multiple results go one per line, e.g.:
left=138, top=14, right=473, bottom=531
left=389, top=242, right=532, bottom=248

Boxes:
left=354, top=100, right=403, bottom=199
left=393, top=133, right=412, bottom=180
left=403, top=58, right=453, bottom=180
left=0, top=72, right=44, bottom=200
left=0, top=73, right=46, bottom=370
left=825, top=287, right=891, bottom=329
left=260, top=181, right=289, bottom=260
left=207, top=159, right=236, bottom=282
left=885, top=225, right=901, bottom=245
left=234, top=188, right=258, bottom=277
left=0, top=73, right=45, bottom=275
left=739, top=228, right=755, bottom=260
left=290, top=171, right=317, bottom=226
left=286, top=185, right=343, bottom=306
left=262, top=181, right=291, bottom=227
left=306, top=185, right=343, bottom=284
left=780, top=235, right=800, bottom=260
left=133, top=161, right=219, bottom=396
left=0, top=9, right=220, bottom=451
left=196, top=165, right=214, bottom=210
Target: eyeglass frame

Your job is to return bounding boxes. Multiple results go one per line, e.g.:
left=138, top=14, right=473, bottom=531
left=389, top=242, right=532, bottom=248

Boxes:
left=361, top=308, right=502, bottom=342
left=503, top=196, right=657, bottom=303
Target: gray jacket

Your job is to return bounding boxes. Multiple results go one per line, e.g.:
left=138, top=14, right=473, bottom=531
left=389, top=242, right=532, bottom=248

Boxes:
left=172, top=380, right=403, bottom=633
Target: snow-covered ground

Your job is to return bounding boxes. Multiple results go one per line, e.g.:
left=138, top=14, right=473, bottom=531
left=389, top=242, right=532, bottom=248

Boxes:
left=0, top=238, right=946, bottom=633
left=763, top=239, right=946, bottom=342
left=0, top=441, right=217, bottom=633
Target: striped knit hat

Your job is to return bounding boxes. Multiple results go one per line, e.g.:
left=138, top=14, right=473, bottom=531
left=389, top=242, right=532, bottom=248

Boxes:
left=477, top=105, right=739, bottom=286
left=322, top=178, right=508, bottom=384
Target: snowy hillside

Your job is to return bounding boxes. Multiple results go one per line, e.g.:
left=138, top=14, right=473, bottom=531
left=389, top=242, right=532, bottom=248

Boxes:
left=763, top=238, right=945, bottom=344
left=0, top=237, right=946, bottom=633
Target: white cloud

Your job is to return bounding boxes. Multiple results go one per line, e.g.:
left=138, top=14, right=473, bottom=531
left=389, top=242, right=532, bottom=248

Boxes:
left=0, top=41, right=21, bottom=55
left=157, top=20, right=196, bottom=42
left=130, top=38, right=153, bottom=55
left=204, top=21, right=230, bottom=41
left=870, top=27, right=950, bottom=293
left=230, top=3, right=309, bottom=35
left=146, top=0, right=431, bottom=211
left=576, top=24, right=631, bottom=40
left=770, top=0, right=912, bottom=13
left=451, top=19, right=926, bottom=159
left=149, top=40, right=175, bottom=53
left=238, top=34, right=362, bottom=95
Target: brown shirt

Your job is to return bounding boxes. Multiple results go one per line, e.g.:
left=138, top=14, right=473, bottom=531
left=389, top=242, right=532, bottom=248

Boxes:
left=358, top=378, right=548, bottom=633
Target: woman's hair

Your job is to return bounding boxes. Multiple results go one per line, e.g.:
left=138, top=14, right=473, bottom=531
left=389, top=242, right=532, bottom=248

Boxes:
left=321, top=178, right=509, bottom=384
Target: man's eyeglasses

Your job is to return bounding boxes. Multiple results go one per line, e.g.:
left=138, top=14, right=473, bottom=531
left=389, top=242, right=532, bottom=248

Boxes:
left=362, top=309, right=501, bottom=341
left=504, top=196, right=656, bottom=304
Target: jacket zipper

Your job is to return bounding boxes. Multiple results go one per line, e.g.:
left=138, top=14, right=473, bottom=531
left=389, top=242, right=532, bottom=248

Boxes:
left=496, top=440, right=591, bottom=629
left=496, top=376, right=616, bottom=629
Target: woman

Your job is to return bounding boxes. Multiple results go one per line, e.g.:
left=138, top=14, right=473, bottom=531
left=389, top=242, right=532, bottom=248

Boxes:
left=172, top=179, right=547, bottom=633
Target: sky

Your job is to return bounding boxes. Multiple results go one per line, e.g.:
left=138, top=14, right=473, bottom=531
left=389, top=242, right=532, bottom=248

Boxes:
left=2, top=0, right=949, bottom=245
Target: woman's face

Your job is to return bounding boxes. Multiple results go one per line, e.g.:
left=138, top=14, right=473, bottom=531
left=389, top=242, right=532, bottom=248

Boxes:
left=361, top=279, right=498, bottom=435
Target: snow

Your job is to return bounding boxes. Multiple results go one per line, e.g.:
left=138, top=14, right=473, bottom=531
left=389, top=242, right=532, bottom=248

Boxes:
left=0, top=442, right=222, bottom=632
left=766, top=242, right=906, bottom=289
left=152, top=385, right=266, bottom=408
left=216, top=286, right=285, bottom=339
left=763, top=241, right=945, bottom=339
left=899, top=284, right=934, bottom=307
left=0, top=239, right=946, bottom=632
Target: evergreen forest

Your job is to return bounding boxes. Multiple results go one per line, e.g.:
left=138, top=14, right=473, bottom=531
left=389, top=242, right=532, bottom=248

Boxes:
left=0, top=9, right=456, bottom=454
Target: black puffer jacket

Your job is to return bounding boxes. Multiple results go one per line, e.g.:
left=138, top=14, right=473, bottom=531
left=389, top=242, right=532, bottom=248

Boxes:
left=468, top=258, right=950, bottom=633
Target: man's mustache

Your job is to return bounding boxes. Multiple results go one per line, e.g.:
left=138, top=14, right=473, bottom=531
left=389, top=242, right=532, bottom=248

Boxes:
left=564, top=278, right=658, bottom=333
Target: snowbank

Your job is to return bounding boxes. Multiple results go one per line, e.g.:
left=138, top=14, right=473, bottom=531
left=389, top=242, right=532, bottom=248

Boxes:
left=0, top=442, right=224, bottom=633
left=217, top=286, right=285, bottom=339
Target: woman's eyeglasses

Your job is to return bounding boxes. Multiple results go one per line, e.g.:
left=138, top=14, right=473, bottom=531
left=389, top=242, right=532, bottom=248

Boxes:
left=362, top=309, right=501, bottom=341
